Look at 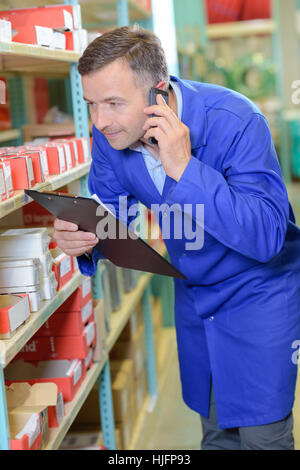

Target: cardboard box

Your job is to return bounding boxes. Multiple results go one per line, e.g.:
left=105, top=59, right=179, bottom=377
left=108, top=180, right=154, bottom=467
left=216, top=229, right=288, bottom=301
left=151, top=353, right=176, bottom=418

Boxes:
left=0, top=155, right=35, bottom=189
left=51, top=247, right=73, bottom=290
left=56, top=278, right=92, bottom=313
left=118, top=306, right=143, bottom=342
left=0, top=294, right=30, bottom=339
left=44, top=143, right=66, bottom=175
left=110, top=360, right=134, bottom=423
left=0, top=167, right=7, bottom=202
left=0, top=5, right=82, bottom=47
left=16, top=321, right=96, bottom=361
left=5, top=358, right=85, bottom=402
left=110, top=325, right=146, bottom=378
left=9, top=412, right=42, bottom=450
left=59, top=428, right=105, bottom=450
left=134, top=369, right=147, bottom=414
left=7, top=381, right=64, bottom=432
left=6, top=382, right=49, bottom=449
left=37, top=302, right=94, bottom=337
left=22, top=201, right=56, bottom=227
left=0, top=160, right=13, bottom=198
left=93, top=300, right=107, bottom=362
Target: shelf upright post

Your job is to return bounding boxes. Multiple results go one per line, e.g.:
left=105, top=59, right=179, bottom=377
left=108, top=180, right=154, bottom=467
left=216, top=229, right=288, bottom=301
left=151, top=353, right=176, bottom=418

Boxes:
left=142, top=283, right=158, bottom=411
left=0, top=365, right=10, bottom=450
left=117, top=0, right=130, bottom=27
left=7, top=76, right=27, bottom=146
left=98, top=360, right=117, bottom=450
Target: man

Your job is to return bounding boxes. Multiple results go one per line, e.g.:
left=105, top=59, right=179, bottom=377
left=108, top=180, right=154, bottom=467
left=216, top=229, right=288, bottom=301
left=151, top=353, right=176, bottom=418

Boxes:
left=53, top=25, right=300, bottom=450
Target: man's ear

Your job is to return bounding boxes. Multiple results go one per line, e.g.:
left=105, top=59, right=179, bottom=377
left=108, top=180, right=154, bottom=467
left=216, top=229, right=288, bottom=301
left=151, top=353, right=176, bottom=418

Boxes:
left=155, top=81, right=167, bottom=91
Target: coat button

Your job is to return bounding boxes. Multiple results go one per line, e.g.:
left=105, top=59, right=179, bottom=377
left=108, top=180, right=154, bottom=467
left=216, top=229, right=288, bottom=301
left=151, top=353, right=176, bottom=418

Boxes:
left=209, top=316, right=214, bottom=321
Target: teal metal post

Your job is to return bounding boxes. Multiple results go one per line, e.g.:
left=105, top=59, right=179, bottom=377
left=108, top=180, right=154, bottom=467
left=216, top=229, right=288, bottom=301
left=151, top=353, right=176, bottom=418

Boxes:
left=0, top=367, right=10, bottom=450
left=69, top=63, right=90, bottom=152
left=118, top=0, right=129, bottom=26
left=142, top=284, right=158, bottom=410
left=98, top=361, right=117, bottom=450
left=7, top=77, right=27, bottom=146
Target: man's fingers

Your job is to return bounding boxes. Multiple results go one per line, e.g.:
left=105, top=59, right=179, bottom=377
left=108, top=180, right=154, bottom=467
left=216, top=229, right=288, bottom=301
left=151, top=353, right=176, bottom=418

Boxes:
left=56, top=239, right=98, bottom=251
left=53, top=230, right=97, bottom=242
left=54, top=218, right=78, bottom=232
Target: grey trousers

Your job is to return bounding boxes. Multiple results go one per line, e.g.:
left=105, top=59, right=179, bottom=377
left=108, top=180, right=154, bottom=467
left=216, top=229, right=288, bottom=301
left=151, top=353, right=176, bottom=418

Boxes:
left=200, top=387, right=294, bottom=450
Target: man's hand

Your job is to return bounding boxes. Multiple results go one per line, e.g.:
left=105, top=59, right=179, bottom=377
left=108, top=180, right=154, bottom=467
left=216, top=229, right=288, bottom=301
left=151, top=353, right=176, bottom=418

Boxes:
left=143, top=93, right=191, bottom=182
left=53, top=218, right=99, bottom=257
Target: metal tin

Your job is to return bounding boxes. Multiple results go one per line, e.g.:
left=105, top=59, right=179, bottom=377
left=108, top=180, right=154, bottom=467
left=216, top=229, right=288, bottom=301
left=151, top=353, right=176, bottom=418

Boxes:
left=0, top=258, right=40, bottom=287
left=0, top=227, right=50, bottom=258
left=41, top=272, right=57, bottom=300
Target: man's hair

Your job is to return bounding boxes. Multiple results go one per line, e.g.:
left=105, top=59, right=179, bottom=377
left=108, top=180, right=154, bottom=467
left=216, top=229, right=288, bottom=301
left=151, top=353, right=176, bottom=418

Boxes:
left=78, top=25, right=169, bottom=90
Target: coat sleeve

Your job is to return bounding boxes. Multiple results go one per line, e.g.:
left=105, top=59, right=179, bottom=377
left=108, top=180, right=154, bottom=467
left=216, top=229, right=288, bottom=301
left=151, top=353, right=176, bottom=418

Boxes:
left=165, top=113, right=290, bottom=263
left=77, top=127, right=139, bottom=277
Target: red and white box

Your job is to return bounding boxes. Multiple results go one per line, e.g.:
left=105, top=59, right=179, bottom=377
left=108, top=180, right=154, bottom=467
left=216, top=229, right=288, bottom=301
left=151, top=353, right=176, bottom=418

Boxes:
left=0, top=5, right=82, bottom=46
left=0, top=155, right=35, bottom=190
left=16, top=321, right=96, bottom=361
left=16, top=149, right=49, bottom=183
left=51, top=247, right=73, bottom=290
left=0, top=167, right=7, bottom=201
left=0, top=294, right=30, bottom=339
left=6, top=382, right=64, bottom=433
left=5, top=358, right=86, bottom=403
left=44, top=142, right=66, bottom=175
left=21, top=146, right=49, bottom=182
left=0, top=160, right=13, bottom=198
left=9, top=412, right=42, bottom=450
left=53, top=140, right=74, bottom=170
left=37, top=303, right=94, bottom=337
left=56, top=278, right=92, bottom=313
left=84, top=347, right=93, bottom=371
left=22, top=201, right=55, bottom=227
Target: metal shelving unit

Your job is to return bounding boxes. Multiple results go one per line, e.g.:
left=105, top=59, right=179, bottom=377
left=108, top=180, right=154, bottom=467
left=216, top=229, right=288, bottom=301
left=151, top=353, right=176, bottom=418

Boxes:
left=0, top=0, right=173, bottom=452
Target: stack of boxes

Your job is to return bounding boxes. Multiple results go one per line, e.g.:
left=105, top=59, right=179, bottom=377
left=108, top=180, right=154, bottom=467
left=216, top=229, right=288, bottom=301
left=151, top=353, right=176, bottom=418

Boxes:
left=0, top=136, right=90, bottom=196
left=4, top=277, right=108, bottom=450
left=6, top=382, right=64, bottom=450
left=0, top=4, right=88, bottom=52
left=60, top=300, right=149, bottom=450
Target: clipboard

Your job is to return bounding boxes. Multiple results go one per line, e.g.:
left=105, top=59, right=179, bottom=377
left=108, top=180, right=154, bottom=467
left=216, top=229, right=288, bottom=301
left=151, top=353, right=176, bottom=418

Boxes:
left=24, top=189, right=186, bottom=280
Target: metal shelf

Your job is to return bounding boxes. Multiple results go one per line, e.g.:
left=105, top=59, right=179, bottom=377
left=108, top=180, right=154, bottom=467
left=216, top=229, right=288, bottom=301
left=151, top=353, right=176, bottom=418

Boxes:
left=0, top=270, right=86, bottom=368
left=0, top=162, right=91, bottom=220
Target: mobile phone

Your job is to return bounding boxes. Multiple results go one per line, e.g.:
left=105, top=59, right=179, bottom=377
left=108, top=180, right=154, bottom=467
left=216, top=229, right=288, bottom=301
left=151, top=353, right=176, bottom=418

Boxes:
left=148, top=87, right=169, bottom=145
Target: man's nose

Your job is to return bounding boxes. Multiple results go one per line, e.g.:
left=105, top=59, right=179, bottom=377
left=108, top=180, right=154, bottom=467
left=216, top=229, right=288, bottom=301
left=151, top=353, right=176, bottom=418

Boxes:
left=93, top=106, right=112, bottom=131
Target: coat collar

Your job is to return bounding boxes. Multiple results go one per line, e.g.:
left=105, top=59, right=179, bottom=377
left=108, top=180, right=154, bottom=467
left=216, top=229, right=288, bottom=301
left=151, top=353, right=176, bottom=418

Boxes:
left=170, top=75, right=207, bottom=150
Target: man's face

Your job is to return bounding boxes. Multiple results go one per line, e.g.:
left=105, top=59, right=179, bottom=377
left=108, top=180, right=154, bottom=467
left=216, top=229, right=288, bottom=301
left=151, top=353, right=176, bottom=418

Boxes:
left=82, top=60, right=150, bottom=150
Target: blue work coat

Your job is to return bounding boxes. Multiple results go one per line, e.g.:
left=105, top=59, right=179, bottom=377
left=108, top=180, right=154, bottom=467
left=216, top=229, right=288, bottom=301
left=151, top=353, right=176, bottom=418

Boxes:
left=78, top=76, right=300, bottom=428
